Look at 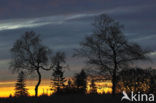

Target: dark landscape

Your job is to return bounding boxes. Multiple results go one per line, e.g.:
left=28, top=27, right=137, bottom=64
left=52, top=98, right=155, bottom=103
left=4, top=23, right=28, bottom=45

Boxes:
left=0, top=0, right=156, bottom=103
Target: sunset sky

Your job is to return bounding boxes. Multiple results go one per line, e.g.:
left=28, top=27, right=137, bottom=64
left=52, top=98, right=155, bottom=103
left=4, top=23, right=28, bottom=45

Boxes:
left=0, top=0, right=156, bottom=97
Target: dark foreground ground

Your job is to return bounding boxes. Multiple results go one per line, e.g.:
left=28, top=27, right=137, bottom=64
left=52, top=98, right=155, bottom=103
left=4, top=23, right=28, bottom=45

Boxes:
left=0, top=94, right=131, bottom=103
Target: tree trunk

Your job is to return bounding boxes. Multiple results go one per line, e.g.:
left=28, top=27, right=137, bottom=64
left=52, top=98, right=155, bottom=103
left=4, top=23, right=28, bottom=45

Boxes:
left=112, top=68, right=117, bottom=96
left=35, top=69, right=41, bottom=97
left=112, top=50, right=117, bottom=96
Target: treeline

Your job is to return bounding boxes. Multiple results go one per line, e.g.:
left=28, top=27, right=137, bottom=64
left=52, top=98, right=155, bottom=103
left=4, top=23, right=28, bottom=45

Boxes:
left=14, top=69, right=88, bottom=97
left=10, top=14, right=154, bottom=97
left=14, top=67, right=156, bottom=97
left=117, top=67, right=156, bottom=94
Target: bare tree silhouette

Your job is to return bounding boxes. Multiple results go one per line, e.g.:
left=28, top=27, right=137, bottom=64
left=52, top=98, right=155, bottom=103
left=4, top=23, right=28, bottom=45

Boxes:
left=50, top=52, right=66, bottom=94
left=15, top=71, right=29, bottom=97
left=75, top=14, right=149, bottom=95
left=10, top=31, right=53, bottom=97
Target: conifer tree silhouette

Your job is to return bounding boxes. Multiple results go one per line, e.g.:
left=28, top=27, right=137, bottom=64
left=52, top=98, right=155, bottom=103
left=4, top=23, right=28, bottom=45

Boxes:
left=75, top=70, right=87, bottom=94
left=51, top=52, right=66, bottom=93
left=90, top=79, right=97, bottom=94
left=15, top=71, right=28, bottom=97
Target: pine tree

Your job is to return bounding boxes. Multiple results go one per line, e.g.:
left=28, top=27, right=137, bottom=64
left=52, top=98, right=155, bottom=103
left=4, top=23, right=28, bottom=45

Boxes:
left=50, top=52, right=66, bottom=93
left=90, top=79, right=97, bottom=94
left=75, top=70, right=87, bottom=94
left=67, top=79, right=72, bottom=88
left=15, top=71, right=28, bottom=97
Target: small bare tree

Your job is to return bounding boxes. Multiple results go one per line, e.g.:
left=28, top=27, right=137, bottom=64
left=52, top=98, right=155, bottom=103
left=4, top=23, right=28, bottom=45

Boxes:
left=10, top=31, right=53, bottom=97
left=75, top=14, right=149, bottom=95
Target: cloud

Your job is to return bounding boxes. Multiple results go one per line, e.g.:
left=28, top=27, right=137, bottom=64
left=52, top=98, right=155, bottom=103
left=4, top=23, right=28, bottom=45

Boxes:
left=0, top=4, right=151, bottom=31
left=0, top=12, right=97, bottom=31
left=149, top=51, right=156, bottom=56
left=0, top=0, right=156, bottom=80
left=130, top=34, right=156, bottom=41
left=0, top=0, right=155, bottom=20
left=0, top=18, right=55, bottom=31
left=0, top=14, right=86, bottom=31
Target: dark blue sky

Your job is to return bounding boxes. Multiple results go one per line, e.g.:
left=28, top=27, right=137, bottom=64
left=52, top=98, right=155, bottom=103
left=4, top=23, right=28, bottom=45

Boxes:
left=0, top=0, right=156, bottom=81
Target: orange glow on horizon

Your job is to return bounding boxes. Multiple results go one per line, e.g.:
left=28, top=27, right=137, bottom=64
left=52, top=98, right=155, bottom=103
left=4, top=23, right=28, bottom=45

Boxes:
left=0, top=86, right=53, bottom=98
left=87, top=80, right=112, bottom=94
left=0, top=80, right=53, bottom=97
left=0, top=80, right=112, bottom=97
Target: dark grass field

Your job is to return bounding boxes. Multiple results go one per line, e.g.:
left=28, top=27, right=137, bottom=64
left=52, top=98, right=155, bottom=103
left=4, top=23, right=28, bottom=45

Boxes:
left=0, top=94, right=126, bottom=103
